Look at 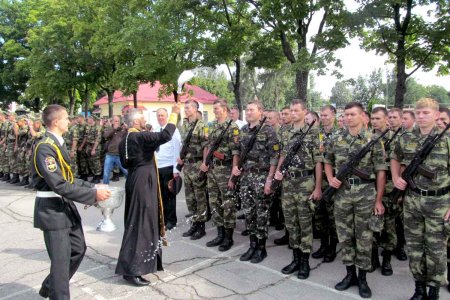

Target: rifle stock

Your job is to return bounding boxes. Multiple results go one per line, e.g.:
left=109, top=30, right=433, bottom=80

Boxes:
left=176, top=119, right=199, bottom=172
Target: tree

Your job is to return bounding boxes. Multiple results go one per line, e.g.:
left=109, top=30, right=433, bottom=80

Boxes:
left=246, top=0, right=349, bottom=101
left=350, top=69, right=384, bottom=106
left=355, top=0, right=450, bottom=108
left=426, top=85, right=449, bottom=103
left=191, top=68, right=234, bottom=103
left=330, top=81, right=352, bottom=108
left=404, top=78, right=427, bottom=104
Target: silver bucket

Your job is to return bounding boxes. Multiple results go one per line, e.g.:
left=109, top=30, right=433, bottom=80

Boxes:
left=96, top=186, right=125, bottom=232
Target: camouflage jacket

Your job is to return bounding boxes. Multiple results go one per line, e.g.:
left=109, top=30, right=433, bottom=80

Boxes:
left=64, top=124, right=79, bottom=149
left=17, top=125, right=29, bottom=148
left=280, top=123, right=322, bottom=172
left=319, top=125, right=338, bottom=157
left=28, top=126, right=46, bottom=150
left=238, top=123, right=279, bottom=171
left=0, top=120, right=10, bottom=143
left=180, top=119, right=208, bottom=159
left=324, top=127, right=387, bottom=179
left=206, top=118, right=240, bottom=161
left=77, top=123, right=87, bottom=145
left=7, top=122, right=18, bottom=144
left=390, top=126, right=450, bottom=191
left=85, top=124, right=102, bottom=145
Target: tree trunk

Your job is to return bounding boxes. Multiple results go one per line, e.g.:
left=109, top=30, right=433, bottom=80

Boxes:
left=395, top=38, right=407, bottom=108
left=84, top=94, right=89, bottom=118
left=133, top=91, right=138, bottom=108
left=295, top=70, right=309, bottom=101
left=234, top=58, right=242, bottom=119
left=107, top=90, right=114, bottom=118
left=68, top=89, right=75, bottom=116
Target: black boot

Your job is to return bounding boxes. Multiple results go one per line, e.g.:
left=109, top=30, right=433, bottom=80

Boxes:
left=297, top=252, right=310, bottom=279
left=312, top=235, right=328, bottom=259
left=0, top=172, right=3, bottom=179
left=274, top=230, right=289, bottom=246
left=428, top=286, right=439, bottom=300
left=251, top=238, right=267, bottom=264
left=191, top=222, right=206, bottom=240
left=368, top=245, right=380, bottom=273
left=410, top=281, right=427, bottom=300
left=91, top=175, right=100, bottom=184
left=16, top=176, right=29, bottom=186
left=218, top=228, right=234, bottom=251
left=282, top=249, right=301, bottom=274
left=206, top=226, right=225, bottom=247
left=357, top=269, right=372, bottom=298
left=323, top=237, right=338, bottom=263
left=447, top=262, right=450, bottom=293
left=1, top=173, right=10, bottom=181
left=9, top=173, right=19, bottom=184
left=395, top=245, right=408, bottom=261
left=381, top=250, right=393, bottom=276
left=241, top=229, right=250, bottom=236
left=182, top=222, right=198, bottom=237
left=240, top=235, right=257, bottom=261
left=335, top=265, right=358, bottom=291
left=111, top=172, right=120, bottom=182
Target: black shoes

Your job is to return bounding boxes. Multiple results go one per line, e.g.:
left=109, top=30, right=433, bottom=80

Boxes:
left=312, top=236, right=328, bottom=259
left=335, top=265, right=358, bottom=291
left=410, top=281, right=427, bottom=300
left=395, top=245, right=408, bottom=261
left=251, top=238, right=267, bottom=264
left=381, top=250, right=393, bottom=276
left=357, top=269, right=372, bottom=298
left=218, top=228, right=234, bottom=251
left=368, top=245, right=380, bottom=273
left=323, top=238, right=338, bottom=263
left=111, top=172, right=120, bottom=182
left=428, top=286, right=439, bottom=300
left=123, top=275, right=150, bottom=286
left=165, top=223, right=176, bottom=230
left=191, top=222, right=206, bottom=240
left=274, top=231, right=289, bottom=246
left=240, top=235, right=257, bottom=261
left=241, top=229, right=250, bottom=236
left=206, top=226, right=225, bottom=247
left=182, top=222, right=198, bottom=237
left=297, top=252, right=310, bottom=279
left=38, top=285, right=49, bottom=298
left=281, top=249, right=300, bottom=274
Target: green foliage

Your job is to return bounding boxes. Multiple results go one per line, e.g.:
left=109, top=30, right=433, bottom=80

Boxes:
left=191, top=68, right=234, bottom=103
left=330, top=81, right=352, bottom=108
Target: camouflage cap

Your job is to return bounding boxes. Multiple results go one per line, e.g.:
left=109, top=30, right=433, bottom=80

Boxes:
left=368, top=214, right=384, bottom=232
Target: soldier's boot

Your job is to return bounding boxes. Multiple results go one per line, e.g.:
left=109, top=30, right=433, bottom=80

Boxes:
left=357, top=269, right=372, bottom=298
left=447, top=262, right=450, bottom=293
left=395, top=217, right=408, bottom=261
left=191, top=222, right=206, bottom=240
left=395, top=244, right=408, bottom=261
left=111, top=172, right=120, bottom=182
left=0, top=172, right=3, bottom=179
left=91, top=175, right=101, bottom=184
left=368, top=245, right=380, bottom=273
left=312, top=235, right=328, bottom=259
left=2, top=173, right=10, bottom=182
left=241, top=229, right=250, bottom=236
left=16, top=176, right=29, bottom=186
left=251, top=238, right=267, bottom=264
left=297, top=252, right=310, bottom=279
left=274, top=230, right=289, bottom=246
left=218, top=228, right=234, bottom=252
left=281, top=249, right=301, bottom=274
left=9, top=173, right=20, bottom=184
left=409, top=281, right=427, bottom=300
left=428, top=286, right=439, bottom=300
left=335, top=265, right=358, bottom=291
left=240, top=235, right=257, bottom=261
left=182, top=222, right=198, bottom=237
left=323, top=237, right=338, bottom=263
left=381, top=250, right=393, bottom=276
left=206, top=226, right=225, bottom=247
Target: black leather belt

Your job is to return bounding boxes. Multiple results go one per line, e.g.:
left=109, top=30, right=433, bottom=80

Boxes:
left=244, top=167, right=269, bottom=173
left=346, top=177, right=375, bottom=185
left=411, top=186, right=450, bottom=197
left=184, top=157, right=202, bottom=164
left=212, top=159, right=232, bottom=167
left=287, top=170, right=314, bottom=178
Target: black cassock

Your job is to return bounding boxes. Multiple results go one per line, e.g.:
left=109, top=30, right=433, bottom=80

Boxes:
left=115, top=124, right=175, bottom=276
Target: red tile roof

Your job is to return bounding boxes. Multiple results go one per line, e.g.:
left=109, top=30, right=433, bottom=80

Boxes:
left=93, top=81, right=218, bottom=106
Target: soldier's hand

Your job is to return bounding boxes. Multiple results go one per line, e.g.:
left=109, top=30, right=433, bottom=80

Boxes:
left=263, top=181, right=272, bottom=195
left=329, top=177, right=342, bottom=189
left=232, top=166, right=241, bottom=177
left=199, top=162, right=209, bottom=172
left=309, top=188, right=322, bottom=201
left=91, top=149, right=96, bottom=156
left=96, top=189, right=111, bottom=202
left=176, top=158, right=184, bottom=165
left=69, top=150, right=75, bottom=159
left=171, top=104, right=181, bottom=115
left=374, top=201, right=385, bottom=215
left=227, top=178, right=235, bottom=190
left=393, top=177, right=407, bottom=190
left=274, top=170, right=283, bottom=180
left=444, top=208, right=450, bottom=222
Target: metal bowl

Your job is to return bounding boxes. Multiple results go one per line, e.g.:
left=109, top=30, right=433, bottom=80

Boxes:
left=96, top=186, right=125, bottom=209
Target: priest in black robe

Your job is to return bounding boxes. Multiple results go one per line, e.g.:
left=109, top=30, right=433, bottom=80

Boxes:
left=116, top=105, right=180, bottom=286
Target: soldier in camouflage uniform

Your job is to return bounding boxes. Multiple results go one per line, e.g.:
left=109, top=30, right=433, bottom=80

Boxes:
left=6, top=113, right=20, bottom=184
left=313, top=105, right=339, bottom=263
left=85, top=116, right=103, bottom=183
left=0, top=111, right=7, bottom=179
left=200, top=99, right=240, bottom=252
left=391, top=98, right=450, bottom=300
left=232, top=101, right=279, bottom=264
left=324, top=102, right=387, bottom=299
left=179, top=100, right=209, bottom=240
left=64, top=116, right=79, bottom=177
left=77, top=115, right=89, bottom=180
left=25, top=115, right=46, bottom=189
left=274, top=100, right=322, bottom=279
left=15, top=115, right=29, bottom=186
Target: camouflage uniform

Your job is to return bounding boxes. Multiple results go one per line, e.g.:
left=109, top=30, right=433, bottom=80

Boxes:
left=64, top=124, right=79, bottom=177
left=180, top=119, right=208, bottom=224
left=6, top=121, right=18, bottom=175
left=16, top=123, right=29, bottom=176
left=207, top=119, right=240, bottom=229
left=391, top=126, right=450, bottom=287
left=324, top=128, right=387, bottom=270
left=77, top=122, right=88, bottom=177
left=85, top=123, right=103, bottom=177
left=238, top=123, right=279, bottom=240
left=280, top=124, right=322, bottom=253
left=0, top=120, right=10, bottom=175
left=26, top=124, right=46, bottom=178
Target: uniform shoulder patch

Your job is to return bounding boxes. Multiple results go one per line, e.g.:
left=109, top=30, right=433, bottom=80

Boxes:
left=273, top=144, right=279, bottom=151
left=233, top=128, right=239, bottom=136
left=45, top=157, right=57, bottom=173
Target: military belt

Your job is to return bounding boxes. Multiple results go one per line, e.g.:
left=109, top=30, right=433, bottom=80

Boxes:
left=287, top=170, right=314, bottom=178
left=212, top=159, right=232, bottom=167
left=244, top=166, right=269, bottom=173
left=184, top=157, right=202, bottom=164
left=410, top=186, right=450, bottom=197
left=346, top=177, right=375, bottom=185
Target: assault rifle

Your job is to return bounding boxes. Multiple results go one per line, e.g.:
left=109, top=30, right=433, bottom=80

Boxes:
left=176, top=119, right=199, bottom=172
left=197, top=120, right=233, bottom=181
left=384, top=127, right=402, bottom=151
left=230, top=116, right=267, bottom=184
left=390, top=123, right=450, bottom=202
left=271, top=120, right=315, bottom=191
left=322, top=129, right=390, bottom=202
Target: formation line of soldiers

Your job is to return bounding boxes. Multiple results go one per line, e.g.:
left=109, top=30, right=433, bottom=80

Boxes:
left=176, top=98, right=450, bottom=300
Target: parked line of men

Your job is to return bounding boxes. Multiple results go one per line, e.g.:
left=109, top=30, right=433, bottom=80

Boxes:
left=177, top=98, right=450, bottom=300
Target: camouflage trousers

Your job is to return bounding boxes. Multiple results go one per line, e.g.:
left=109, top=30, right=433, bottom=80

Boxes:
left=403, top=193, right=449, bottom=287
left=69, top=151, right=78, bottom=178
left=379, top=195, right=401, bottom=251
left=85, top=144, right=102, bottom=176
left=207, top=164, right=236, bottom=229
left=16, top=148, right=27, bottom=176
left=24, top=149, right=32, bottom=177
left=77, top=149, right=89, bottom=176
left=281, top=174, right=315, bottom=253
left=184, top=160, right=207, bottom=222
left=6, top=146, right=17, bottom=173
left=0, top=145, right=8, bottom=173
left=239, top=171, right=271, bottom=240
left=314, top=196, right=338, bottom=241
left=334, top=183, right=376, bottom=271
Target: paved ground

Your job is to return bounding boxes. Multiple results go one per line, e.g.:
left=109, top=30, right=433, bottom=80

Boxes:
left=0, top=178, right=446, bottom=300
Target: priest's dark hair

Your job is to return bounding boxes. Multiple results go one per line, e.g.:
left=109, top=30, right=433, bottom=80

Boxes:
left=42, top=104, right=66, bottom=127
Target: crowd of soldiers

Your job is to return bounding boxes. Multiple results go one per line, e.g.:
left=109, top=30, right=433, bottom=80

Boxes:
left=177, top=98, right=450, bottom=300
